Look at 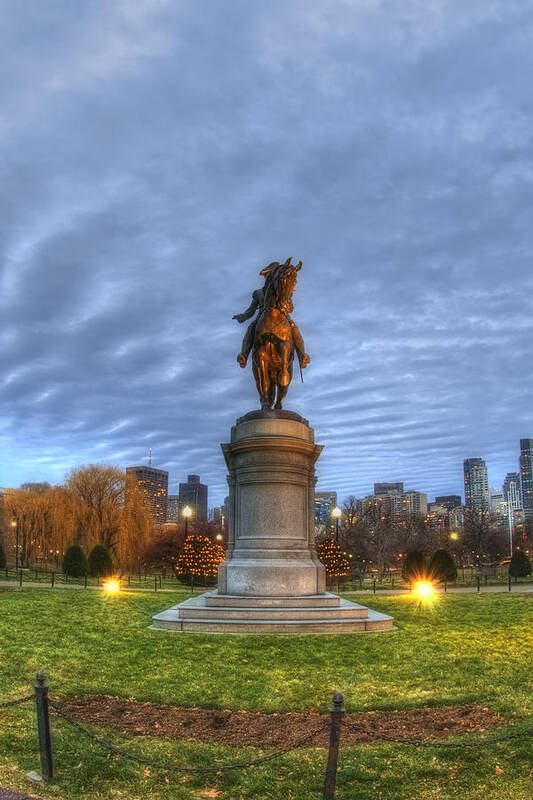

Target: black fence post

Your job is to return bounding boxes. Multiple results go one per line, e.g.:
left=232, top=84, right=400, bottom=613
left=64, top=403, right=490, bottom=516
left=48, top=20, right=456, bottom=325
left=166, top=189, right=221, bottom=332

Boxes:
left=154, top=575, right=157, bottom=592
left=372, top=579, right=376, bottom=594
left=476, top=576, right=480, bottom=593
left=444, top=579, right=447, bottom=593
left=51, top=572, right=55, bottom=588
left=19, top=570, right=23, bottom=587
left=34, top=672, right=53, bottom=783
left=323, top=691, right=344, bottom=800
left=508, top=573, right=512, bottom=592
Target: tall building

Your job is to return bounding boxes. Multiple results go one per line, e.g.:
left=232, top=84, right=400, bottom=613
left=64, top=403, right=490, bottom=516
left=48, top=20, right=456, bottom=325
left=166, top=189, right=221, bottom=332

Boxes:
left=126, top=465, right=168, bottom=522
left=489, top=487, right=506, bottom=518
left=178, top=474, right=208, bottom=522
left=503, top=472, right=523, bottom=530
left=435, top=495, right=462, bottom=512
left=166, top=495, right=180, bottom=522
left=463, top=458, right=489, bottom=509
left=373, top=482, right=403, bottom=495
left=314, top=491, right=338, bottom=526
left=359, top=487, right=427, bottom=518
left=519, top=439, right=533, bottom=519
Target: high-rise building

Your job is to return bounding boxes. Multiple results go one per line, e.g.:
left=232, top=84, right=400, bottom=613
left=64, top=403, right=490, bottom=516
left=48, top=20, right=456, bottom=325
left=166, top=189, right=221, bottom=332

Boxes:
left=519, top=439, right=533, bottom=519
left=178, top=474, right=208, bottom=522
left=503, top=472, right=523, bottom=531
left=166, top=495, right=180, bottom=522
left=359, top=487, right=427, bottom=518
left=489, top=487, right=506, bottom=518
left=373, top=482, right=403, bottom=495
left=463, top=458, right=489, bottom=509
left=126, top=465, right=168, bottom=522
left=314, top=491, right=338, bottom=526
left=435, top=495, right=462, bottom=512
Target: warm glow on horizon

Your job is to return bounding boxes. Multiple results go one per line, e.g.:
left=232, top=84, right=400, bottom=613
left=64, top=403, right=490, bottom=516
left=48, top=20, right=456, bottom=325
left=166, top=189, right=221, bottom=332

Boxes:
left=103, top=580, right=120, bottom=594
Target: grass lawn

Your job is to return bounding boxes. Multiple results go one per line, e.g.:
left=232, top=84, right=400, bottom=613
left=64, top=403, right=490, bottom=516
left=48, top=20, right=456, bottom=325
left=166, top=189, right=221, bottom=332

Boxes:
left=0, top=588, right=531, bottom=799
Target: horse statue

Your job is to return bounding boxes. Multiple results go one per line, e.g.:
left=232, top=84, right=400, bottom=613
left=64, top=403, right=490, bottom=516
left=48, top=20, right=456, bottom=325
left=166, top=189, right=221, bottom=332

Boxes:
left=234, top=258, right=309, bottom=410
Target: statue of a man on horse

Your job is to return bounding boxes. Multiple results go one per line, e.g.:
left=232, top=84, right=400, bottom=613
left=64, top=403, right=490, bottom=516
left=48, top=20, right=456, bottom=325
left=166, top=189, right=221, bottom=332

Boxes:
left=233, top=258, right=310, bottom=410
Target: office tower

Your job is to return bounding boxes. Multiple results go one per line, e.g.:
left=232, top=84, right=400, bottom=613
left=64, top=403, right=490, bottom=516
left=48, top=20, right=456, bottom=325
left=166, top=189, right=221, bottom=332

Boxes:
left=463, top=458, right=489, bottom=509
left=519, top=439, right=533, bottom=519
left=489, top=487, right=506, bottom=517
left=178, top=474, right=208, bottom=522
left=435, top=495, right=462, bottom=512
left=373, top=482, right=403, bottom=495
left=166, top=495, right=180, bottom=522
left=126, top=465, right=168, bottom=522
left=503, top=472, right=523, bottom=531
left=359, top=486, right=426, bottom=518
left=314, top=491, right=338, bottom=526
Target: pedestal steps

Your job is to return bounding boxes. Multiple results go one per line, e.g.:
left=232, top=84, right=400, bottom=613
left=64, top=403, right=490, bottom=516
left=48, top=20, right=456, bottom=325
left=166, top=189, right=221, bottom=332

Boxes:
left=151, top=592, right=394, bottom=634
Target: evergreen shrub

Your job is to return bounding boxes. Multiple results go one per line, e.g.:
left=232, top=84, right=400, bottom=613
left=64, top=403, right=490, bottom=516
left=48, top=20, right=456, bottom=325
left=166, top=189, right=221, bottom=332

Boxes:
left=62, top=545, right=88, bottom=577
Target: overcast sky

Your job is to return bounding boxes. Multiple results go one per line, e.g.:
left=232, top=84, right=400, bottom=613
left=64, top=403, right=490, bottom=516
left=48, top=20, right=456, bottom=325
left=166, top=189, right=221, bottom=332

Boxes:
left=2, top=0, right=533, bottom=506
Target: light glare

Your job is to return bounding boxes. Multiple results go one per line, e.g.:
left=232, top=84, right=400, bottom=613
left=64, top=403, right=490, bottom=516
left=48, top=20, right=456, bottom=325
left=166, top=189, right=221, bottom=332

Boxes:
left=414, top=581, right=435, bottom=598
left=103, top=580, right=120, bottom=594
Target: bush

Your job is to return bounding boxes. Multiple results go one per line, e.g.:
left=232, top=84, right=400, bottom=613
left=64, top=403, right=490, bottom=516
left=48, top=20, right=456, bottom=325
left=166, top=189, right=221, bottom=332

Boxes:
left=62, top=545, right=88, bottom=577
left=88, top=545, right=113, bottom=578
left=316, top=539, right=350, bottom=578
left=509, top=550, right=532, bottom=579
left=176, top=535, right=225, bottom=588
left=429, top=549, right=457, bottom=582
left=401, top=550, right=427, bottom=582
left=0, top=540, right=5, bottom=569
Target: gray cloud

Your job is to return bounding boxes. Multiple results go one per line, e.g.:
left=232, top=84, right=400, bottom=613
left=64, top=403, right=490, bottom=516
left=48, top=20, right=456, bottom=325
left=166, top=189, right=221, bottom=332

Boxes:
left=1, top=0, right=533, bottom=504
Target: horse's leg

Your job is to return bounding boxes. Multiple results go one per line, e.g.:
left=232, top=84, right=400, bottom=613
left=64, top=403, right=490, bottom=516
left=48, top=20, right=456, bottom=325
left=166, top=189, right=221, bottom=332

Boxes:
left=278, top=341, right=291, bottom=387
left=275, top=358, right=293, bottom=409
left=257, top=345, right=272, bottom=409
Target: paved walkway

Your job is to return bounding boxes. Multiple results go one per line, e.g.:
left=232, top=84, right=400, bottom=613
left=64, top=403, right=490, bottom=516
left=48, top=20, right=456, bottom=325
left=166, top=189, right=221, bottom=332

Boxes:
left=0, top=580, right=532, bottom=595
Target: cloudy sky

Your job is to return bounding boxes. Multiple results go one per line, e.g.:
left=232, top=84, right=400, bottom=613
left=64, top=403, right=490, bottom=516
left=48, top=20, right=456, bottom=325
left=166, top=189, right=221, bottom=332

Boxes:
left=2, top=0, right=533, bottom=506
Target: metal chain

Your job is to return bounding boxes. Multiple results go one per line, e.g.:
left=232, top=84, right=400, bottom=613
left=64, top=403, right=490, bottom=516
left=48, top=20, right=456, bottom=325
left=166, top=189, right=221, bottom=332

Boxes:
left=342, top=718, right=533, bottom=749
left=49, top=700, right=328, bottom=774
left=0, top=693, right=35, bottom=709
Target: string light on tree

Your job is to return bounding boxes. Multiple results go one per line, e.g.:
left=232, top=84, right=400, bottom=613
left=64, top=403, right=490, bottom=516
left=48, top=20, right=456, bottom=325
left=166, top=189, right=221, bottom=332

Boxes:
left=176, top=535, right=225, bottom=590
left=316, top=538, right=350, bottom=577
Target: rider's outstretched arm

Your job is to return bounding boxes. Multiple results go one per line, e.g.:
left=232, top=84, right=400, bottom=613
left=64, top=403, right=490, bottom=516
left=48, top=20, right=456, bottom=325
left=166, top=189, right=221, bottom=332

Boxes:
left=233, top=294, right=259, bottom=323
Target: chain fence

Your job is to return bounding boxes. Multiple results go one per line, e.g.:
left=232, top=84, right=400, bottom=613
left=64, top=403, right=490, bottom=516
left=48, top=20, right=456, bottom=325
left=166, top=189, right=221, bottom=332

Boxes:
left=2, top=678, right=533, bottom=799
left=0, top=693, right=35, bottom=709
left=48, top=698, right=328, bottom=774
left=341, top=717, right=533, bottom=749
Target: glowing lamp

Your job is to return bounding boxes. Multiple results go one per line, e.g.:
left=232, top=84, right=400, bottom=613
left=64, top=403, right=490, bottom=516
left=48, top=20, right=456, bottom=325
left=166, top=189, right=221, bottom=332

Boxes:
left=450, top=532, right=459, bottom=541
left=414, top=581, right=435, bottom=598
left=331, top=507, right=342, bottom=519
left=103, top=580, right=120, bottom=594
left=182, top=506, right=193, bottom=518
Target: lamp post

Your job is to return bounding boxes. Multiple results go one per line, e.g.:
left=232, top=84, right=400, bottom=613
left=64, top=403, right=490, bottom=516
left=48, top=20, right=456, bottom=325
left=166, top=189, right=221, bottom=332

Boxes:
left=182, top=505, right=192, bottom=537
left=332, top=507, right=341, bottom=544
left=11, top=521, right=18, bottom=571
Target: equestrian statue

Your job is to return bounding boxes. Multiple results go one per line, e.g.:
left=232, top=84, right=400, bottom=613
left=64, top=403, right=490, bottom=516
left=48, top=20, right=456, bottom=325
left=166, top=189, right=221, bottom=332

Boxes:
left=233, top=258, right=310, bottom=410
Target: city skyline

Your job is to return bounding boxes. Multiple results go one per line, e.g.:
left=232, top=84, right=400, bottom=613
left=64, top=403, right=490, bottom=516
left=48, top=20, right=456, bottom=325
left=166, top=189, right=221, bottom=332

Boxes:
left=3, top=3, right=533, bottom=505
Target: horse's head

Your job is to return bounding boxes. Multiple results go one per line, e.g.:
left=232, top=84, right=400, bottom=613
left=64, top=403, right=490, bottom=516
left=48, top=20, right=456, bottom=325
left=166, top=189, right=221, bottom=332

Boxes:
left=263, top=259, right=302, bottom=314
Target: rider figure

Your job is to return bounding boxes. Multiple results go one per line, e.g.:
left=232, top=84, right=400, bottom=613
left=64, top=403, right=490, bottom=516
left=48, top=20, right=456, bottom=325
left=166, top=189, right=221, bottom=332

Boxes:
left=233, top=258, right=310, bottom=369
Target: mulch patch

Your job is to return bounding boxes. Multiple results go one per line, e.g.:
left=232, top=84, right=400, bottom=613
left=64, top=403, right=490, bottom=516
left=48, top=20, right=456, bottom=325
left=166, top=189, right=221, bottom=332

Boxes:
left=60, top=696, right=504, bottom=748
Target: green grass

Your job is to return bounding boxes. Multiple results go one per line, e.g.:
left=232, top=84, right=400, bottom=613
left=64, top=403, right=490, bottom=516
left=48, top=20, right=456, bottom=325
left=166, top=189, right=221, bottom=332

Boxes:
left=0, top=588, right=531, bottom=799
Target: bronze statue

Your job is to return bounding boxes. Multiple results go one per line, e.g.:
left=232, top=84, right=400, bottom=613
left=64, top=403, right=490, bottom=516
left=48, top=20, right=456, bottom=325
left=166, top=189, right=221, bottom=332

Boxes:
left=233, top=258, right=310, bottom=410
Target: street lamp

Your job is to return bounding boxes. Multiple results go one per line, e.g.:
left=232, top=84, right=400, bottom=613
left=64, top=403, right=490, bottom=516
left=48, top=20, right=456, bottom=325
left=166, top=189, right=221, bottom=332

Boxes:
left=331, top=506, right=341, bottom=544
left=182, top=505, right=193, bottom=537
left=11, top=521, right=18, bottom=571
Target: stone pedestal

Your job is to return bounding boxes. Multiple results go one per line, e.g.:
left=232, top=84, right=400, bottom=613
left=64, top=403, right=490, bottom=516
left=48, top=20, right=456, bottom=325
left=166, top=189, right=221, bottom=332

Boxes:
left=152, top=411, right=394, bottom=634
left=218, top=410, right=326, bottom=597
